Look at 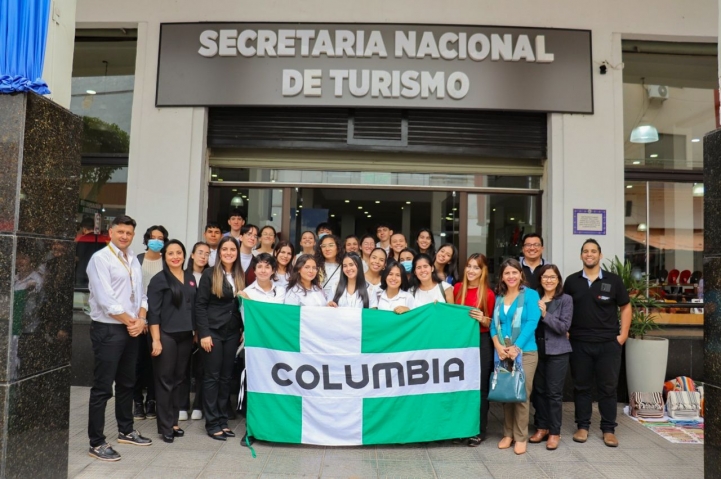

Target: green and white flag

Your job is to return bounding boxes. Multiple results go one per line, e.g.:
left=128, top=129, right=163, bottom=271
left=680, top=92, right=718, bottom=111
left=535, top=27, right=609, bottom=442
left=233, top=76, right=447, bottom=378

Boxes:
left=244, top=300, right=480, bottom=446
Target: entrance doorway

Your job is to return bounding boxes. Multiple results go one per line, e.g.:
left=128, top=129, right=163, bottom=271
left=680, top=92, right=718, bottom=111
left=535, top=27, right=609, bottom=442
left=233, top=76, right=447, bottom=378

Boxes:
left=207, top=167, right=541, bottom=281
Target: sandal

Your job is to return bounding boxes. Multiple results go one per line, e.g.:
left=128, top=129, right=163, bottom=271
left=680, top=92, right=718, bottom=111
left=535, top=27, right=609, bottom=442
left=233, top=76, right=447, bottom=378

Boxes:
left=467, top=435, right=483, bottom=447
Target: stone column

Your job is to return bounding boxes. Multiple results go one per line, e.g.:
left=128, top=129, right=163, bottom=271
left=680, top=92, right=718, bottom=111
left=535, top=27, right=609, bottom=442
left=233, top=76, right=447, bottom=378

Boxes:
left=0, top=92, right=82, bottom=478
left=704, top=129, right=721, bottom=478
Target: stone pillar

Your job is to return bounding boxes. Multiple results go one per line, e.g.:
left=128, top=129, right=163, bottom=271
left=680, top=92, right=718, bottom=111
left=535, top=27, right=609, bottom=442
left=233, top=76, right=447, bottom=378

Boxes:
left=704, top=129, right=721, bottom=478
left=0, top=92, right=82, bottom=478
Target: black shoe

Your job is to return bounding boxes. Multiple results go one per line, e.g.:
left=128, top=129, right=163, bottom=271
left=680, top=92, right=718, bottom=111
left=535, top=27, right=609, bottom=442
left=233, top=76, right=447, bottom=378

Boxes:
left=118, top=430, right=153, bottom=446
left=161, top=434, right=174, bottom=444
left=240, top=433, right=255, bottom=447
left=145, top=400, right=157, bottom=419
left=133, top=402, right=146, bottom=420
left=208, top=432, right=226, bottom=441
left=173, top=428, right=185, bottom=437
left=222, top=428, right=235, bottom=438
left=88, top=443, right=121, bottom=462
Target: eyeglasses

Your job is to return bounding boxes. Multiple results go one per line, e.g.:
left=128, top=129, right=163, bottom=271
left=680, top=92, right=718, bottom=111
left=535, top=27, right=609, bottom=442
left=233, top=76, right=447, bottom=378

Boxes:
left=320, top=243, right=337, bottom=249
left=194, top=252, right=210, bottom=257
left=524, top=243, right=542, bottom=249
left=541, top=276, right=558, bottom=281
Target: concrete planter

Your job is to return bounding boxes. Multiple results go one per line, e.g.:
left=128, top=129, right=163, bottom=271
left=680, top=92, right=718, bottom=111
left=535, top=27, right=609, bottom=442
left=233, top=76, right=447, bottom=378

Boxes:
left=626, top=337, right=669, bottom=394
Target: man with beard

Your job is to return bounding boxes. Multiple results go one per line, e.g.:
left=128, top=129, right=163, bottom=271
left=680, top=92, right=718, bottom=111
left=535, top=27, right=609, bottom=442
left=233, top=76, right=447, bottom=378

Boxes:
left=564, top=239, right=631, bottom=448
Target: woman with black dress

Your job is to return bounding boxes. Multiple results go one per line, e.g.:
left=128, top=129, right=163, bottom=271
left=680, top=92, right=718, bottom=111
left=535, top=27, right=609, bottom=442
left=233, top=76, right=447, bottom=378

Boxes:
left=195, top=236, right=245, bottom=441
left=147, top=240, right=195, bottom=443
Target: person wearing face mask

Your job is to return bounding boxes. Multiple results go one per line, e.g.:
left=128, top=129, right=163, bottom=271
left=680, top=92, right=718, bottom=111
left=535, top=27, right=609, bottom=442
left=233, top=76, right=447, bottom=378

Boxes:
left=315, top=222, right=334, bottom=240
left=398, top=247, right=417, bottom=282
left=364, top=247, right=387, bottom=303
left=134, top=225, right=169, bottom=422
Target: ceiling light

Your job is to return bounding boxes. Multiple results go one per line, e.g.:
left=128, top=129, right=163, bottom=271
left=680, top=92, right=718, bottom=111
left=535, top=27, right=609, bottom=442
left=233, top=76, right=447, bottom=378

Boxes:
left=637, top=223, right=647, bottom=232
left=452, top=208, right=457, bottom=211
left=364, top=211, right=369, bottom=214
left=211, top=174, right=218, bottom=178
left=330, top=214, right=335, bottom=217
left=445, top=216, right=453, bottom=220
left=406, top=201, right=411, bottom=204
left=649, top=154, right=658, bottom=158
left=357, top=206, right=363, bottom=210
left=440, top=232, right=447, bottom=237
left=375, top=201, right=380, bottom=204
left=401, top=207, right=404, bottom=210
left=232, top=188, right=237, bottom=192
left=626, top=185, right=633, bottom=189
left=632, top=161, right=641, bottom=165
left=492, top=208, right=496, bottom=212
left=345, top=200, right=350, bottom=203
left=510, top=217, right=515, bottom=221
left=693, top=184, right=704, bottom=197
left=230, top=195, right=244, bottom=207
left=86, top=90, right=97, bottom=95
left=298, top=205, right=303, bottom=208
left=692, top=138, right=701, bottom=143
left=630, top=125, right=659, bottom=143
left=367, top=215, right=372, bottom=218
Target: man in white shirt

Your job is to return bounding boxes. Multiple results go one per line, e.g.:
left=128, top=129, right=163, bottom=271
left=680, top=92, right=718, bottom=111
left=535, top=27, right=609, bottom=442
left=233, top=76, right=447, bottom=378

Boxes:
left=86, top=215, right=152, bottom=462
left=376, top=223, right=394, bottom=255
left=204, top=221, right=222, bottom=267
left=239, top=224, right=259, bottom=272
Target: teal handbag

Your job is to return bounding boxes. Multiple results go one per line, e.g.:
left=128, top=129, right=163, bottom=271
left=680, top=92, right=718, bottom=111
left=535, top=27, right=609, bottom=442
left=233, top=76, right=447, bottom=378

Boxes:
left=488, top=291, right=527, bottom=403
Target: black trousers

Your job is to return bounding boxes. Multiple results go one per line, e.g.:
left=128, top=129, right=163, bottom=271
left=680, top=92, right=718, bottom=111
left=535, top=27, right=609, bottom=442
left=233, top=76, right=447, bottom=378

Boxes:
left=152, top=330, right=193, bottom=435
left=570, top=339, right=622, bottom=433
left=88, top=322, right=138, bottom=447
left=178, top=342, right=204, bottom=411
left=532, top=353, right=570, bottom=435
left=479, top=331, right=493, bottom=439
left=202, top=325, right=240, bottom=435
left=134, top=333, right=155, bottom=404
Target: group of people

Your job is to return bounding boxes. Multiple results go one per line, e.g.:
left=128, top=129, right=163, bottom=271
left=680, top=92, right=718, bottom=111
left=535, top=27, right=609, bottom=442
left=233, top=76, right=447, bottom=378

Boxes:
left=85, top=208, right=631, bottom=462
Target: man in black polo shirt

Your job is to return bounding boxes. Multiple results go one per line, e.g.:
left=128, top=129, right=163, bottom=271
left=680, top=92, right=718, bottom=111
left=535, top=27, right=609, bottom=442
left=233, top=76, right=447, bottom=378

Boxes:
left=520, top=233, right=546, bottom=290
left=564, top=238, right=631, bottom=448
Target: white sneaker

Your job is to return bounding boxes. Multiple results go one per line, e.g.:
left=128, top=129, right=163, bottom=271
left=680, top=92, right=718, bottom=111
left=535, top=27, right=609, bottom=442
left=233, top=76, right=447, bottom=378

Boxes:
left=191, top=409, right=203, bottom=420
left=178, top=411, right=188, bottom=421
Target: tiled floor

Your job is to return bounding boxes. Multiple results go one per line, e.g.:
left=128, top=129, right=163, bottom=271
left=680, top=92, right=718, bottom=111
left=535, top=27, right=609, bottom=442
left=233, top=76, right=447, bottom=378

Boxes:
left=68, top=387, right=704, bottom=478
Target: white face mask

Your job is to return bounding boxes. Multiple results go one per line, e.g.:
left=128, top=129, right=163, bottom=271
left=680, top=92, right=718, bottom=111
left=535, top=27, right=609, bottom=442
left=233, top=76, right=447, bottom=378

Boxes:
left=318, top=233, right=328, bottom=240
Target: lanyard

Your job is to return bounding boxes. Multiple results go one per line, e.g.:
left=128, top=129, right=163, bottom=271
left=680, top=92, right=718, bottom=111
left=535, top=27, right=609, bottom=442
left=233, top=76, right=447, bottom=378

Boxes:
left=108, top=244, right=136, bottom=302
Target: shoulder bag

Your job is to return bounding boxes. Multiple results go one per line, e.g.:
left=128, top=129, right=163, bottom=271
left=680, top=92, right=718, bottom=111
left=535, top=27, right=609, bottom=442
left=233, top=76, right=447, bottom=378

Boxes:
left=488, top=291, right=527, bottom=403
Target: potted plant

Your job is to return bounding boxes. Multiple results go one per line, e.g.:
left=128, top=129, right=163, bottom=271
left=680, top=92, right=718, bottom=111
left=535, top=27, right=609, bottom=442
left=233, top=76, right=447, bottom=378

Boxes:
left=604, top=257, right=669, bottom=395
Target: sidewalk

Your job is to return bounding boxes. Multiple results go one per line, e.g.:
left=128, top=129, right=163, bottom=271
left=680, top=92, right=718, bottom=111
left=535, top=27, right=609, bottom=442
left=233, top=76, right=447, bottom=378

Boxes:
left=68, top=386, right=704, bottom=478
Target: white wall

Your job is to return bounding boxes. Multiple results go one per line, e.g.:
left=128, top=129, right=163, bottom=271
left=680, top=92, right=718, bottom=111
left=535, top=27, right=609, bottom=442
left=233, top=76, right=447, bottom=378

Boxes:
left=42, top=0, right=77, bottom=108
left=73, top=0, right=718, bottom=270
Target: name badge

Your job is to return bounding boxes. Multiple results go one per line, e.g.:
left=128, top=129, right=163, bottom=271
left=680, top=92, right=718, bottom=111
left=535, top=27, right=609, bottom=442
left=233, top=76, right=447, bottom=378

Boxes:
left=600, top=282, right=612, bottom=293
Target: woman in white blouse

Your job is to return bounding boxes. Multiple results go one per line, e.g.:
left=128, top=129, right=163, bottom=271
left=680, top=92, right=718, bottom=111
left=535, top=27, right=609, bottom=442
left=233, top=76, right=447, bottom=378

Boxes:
left=284, top=254, right=327, bottom=306
left=377, top=260, right=415, bottom=314
left=316, top=234, right=343, bottom=300
left=409, top=253, right=454, bottom=307
left=273, top=241, right=294, bottom=289
left=328, top=253, right=377, bottom=309
left=239, top=253, right=286, bottom=306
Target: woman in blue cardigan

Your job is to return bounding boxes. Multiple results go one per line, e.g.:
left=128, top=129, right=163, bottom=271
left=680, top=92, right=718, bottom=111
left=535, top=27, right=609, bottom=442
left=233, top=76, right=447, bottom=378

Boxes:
left=491, top=258, right=541, bottom=455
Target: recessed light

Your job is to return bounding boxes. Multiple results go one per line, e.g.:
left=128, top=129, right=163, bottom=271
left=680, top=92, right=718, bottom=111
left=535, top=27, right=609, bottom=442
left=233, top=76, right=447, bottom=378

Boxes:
left=492, top=208, right=496, bottom=212
left=452, top=208, right=457, bottom=211
left=510, top=217, right=515, bottom=221
left=364, top=211, right=369, bottom=214
left=232, top=188, right=237, bottom=191
left=86, top=90, right=97, bottom=95
left=692, top=138, right=701, bottom=143
left=367, top=215, right=372, bottom=218
left=330, top=214, right=335, bottom=217
left=401, top=207, right=404, bottom=210
left=211, top=174, right=218, bottom=178
left=345, top=200, right=350, bottom=203
left=406, top=201, right=411, bottom=204
left=357, top=206, right=363, bottom=210
left=632, top=161, right=641, bottom=165
left=649, top=154, right=658, bottom=158
left=299, top=205, right=303, bottom=208
left=375, top=201, right=380, bottom=204
left=626, top=185, right=633, bottom=189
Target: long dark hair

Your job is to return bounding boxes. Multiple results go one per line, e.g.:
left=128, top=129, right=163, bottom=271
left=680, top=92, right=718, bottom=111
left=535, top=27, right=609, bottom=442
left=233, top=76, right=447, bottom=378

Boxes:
left=381, top=260, right=410, bottom=292
left=187, top=241, right=210, bottom=272
left=434, top=243, right=459, bottom=283
left=161, top=239, right=187, bottom=309
left=495, top=258, right=527, bottom=296
left=410, top=253, right=442, bottom=290
left=414, top=228, right=436, bottom=257
left=273, top=240, right=295, bottom=277
left=536, top=264, right=564, bottom=299
left=211, top=236, right=245, bottom=298
left=288, top=254, right=320, bottom=294
left=333, top=253, right=370, bottom=307
left=455, top=253, right=491, bottom=315
left=315, top=234, right=343, bottom=277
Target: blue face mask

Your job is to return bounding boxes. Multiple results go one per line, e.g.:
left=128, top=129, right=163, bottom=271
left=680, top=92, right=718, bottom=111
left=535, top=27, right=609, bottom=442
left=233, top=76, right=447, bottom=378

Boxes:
left=318, top=233, right=328, bottom=240
left=401, top=260, right=413, bottom=272
left=148, top=239, right=164, bottom=252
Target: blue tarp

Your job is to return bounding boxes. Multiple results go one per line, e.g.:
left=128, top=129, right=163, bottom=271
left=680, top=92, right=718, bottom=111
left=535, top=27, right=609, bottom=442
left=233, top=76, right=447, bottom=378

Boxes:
left=0, top=0, right=51, bottom=94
